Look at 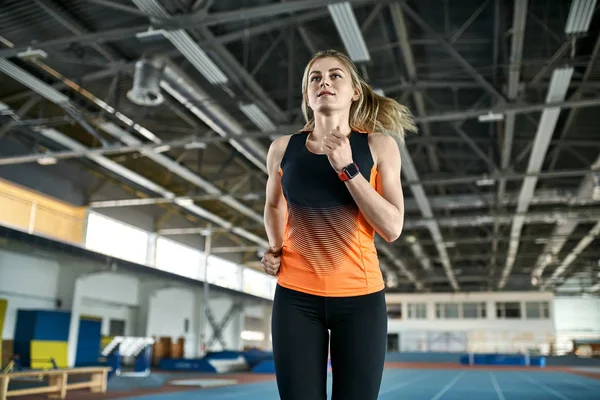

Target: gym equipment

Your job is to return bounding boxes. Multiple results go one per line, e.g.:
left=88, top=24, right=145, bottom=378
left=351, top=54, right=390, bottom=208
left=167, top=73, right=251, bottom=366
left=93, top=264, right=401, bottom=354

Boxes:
left=101, top=336, right=154, bottom=377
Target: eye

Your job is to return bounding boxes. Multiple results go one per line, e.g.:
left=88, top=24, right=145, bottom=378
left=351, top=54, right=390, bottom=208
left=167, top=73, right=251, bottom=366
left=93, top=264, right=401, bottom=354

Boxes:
left=331, top=73, right=342, bottom=79
left=310, top=76, right=321, bottom=82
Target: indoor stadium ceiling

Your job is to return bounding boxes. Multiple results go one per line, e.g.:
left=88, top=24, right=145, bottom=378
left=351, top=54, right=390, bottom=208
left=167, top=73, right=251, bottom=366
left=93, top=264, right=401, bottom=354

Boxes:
left=0, top=0, right=599, bottom=294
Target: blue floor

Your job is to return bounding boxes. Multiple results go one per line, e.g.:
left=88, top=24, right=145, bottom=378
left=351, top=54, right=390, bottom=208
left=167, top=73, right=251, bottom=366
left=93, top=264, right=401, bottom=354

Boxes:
left=123, top=368, right=600, bottom=400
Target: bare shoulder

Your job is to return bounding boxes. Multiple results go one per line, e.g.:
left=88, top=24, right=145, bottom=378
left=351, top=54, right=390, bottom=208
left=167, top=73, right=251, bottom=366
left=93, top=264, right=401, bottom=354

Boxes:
left=267, top=134, right=294, bottom=171
left=368, top=133, right=400, bottom=166
left=271, top=134, right=293, bottom=152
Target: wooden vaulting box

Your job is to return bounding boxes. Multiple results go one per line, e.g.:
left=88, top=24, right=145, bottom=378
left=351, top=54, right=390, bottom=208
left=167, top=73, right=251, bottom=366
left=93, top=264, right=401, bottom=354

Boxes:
left=0, top=178, right=86, bottom=244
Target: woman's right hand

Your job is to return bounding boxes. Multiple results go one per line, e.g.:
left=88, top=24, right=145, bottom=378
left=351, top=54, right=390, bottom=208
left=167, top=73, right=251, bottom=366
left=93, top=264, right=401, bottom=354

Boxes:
left=261, top=246, right=282, bottom=276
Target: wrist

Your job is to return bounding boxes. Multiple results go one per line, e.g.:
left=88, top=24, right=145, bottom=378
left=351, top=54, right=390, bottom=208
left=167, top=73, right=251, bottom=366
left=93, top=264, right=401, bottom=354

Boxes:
left=268, top=245, right=282, bottom=254
left=336, top=161, right=354, bottom=174
left=338, top=162, right=359, bottom=181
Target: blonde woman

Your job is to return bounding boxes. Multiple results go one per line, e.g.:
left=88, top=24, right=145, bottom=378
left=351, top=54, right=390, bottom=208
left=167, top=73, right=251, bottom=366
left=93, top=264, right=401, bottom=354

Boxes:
left=261, top=49, right=417, bottom=400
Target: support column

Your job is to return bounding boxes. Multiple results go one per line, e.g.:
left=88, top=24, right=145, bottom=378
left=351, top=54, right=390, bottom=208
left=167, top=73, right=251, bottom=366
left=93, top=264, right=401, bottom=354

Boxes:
left=146, top=233, right=158, bottom=266
left=261, top=301, right=272, bottom=350
left=67, top=279, right=83, bottom=367
left=230, top=304, right=243, bottom=350
left=191, top=289, right=203, bottom=358
left=198, top=225, right=212, bottom=356
left=135, top=280, right=166, bottom=337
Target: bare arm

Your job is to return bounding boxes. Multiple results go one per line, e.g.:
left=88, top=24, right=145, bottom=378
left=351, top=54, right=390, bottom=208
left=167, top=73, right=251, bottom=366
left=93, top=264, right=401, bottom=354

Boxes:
left=263, top=135, right=290, bottom=250
left=344, top=134, right=404, bottom=242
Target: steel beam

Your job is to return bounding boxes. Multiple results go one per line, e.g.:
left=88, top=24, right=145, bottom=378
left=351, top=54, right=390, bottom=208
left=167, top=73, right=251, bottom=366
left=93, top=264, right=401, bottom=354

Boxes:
left=134, top=0, right=287, bottom=122
left=376, top=242, right=424, bottom=291
left=98, top=121, right=263, bottom=224
left=498, top=7, right=576, bottom=290
left=156, top=206, right=600, bottom=236
left=399, top=1, right=506, bottom=103
left=0, top=96, right=41, bottom=140
left=494, top=0, right=528, bottom=285
left=416, top=97, right=600, bottom=123
left=390, top=3, right=440, bottom=176
left=388, top=3, right=437, bottom=275
left=36, top=126, right=269, bottom=246
left=0, top=0, right=376, bottom=59
left=541, top=220, right=600, bottom=290
left=2, top=106, right=269, bottom=248
left=402, top=207, right=600, bottom=230
left=548, top=34, right=600, bottom=170
left=82, top=0, right=151, bottom=16
left=399, top=143, right=459, bottom=290
left=87, top=187, right=587, bottom=214
left=531, top=153, right=600, bottom=282
left=34, top=0, right=121, bottom=62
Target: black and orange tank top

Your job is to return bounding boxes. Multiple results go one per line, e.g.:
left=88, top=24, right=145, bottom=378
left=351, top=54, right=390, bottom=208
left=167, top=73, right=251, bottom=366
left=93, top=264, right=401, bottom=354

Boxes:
left=277, top=130, right=385, bottom=297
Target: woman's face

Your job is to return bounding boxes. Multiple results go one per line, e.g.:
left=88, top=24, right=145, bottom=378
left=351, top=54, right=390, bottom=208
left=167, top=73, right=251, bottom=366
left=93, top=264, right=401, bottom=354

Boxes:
left=306, top=56, right=359, bottom=115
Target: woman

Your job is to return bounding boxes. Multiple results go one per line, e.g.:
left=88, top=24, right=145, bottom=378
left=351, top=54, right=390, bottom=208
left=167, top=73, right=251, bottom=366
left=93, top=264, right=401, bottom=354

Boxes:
left=261, top=49, right=416, bottom=400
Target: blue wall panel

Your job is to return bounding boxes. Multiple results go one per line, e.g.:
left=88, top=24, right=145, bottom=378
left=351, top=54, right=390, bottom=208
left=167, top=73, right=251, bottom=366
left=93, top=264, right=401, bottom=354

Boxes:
left=33, top=310, right=71, bottom=341
left=13, top=310, right=36, bottom=367
left=75, top=318, right=102, bottom=366
left=13, top=310, right=35, bottom=342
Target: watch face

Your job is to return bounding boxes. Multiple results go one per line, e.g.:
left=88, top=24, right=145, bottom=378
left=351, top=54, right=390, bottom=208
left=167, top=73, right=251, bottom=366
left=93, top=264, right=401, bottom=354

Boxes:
left=345, top=163, right=359, bottom=177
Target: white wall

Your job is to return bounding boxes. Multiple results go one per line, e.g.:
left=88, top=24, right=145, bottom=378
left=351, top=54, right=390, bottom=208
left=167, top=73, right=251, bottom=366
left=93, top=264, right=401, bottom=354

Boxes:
left=147, top=288, right=197, bottom=357
left=0, top=250, right=60, bottom=339
left=75, top=272, right=140, bottom=337
left=553, top=297, right=600, bottom=333
left=552, top=296, right=600, bottom=354
left=385, top=291, right=555, bottom=354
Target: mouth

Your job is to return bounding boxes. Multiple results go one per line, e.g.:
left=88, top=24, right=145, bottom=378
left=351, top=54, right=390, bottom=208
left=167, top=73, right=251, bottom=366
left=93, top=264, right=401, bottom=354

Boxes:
left=318, top=91, right=334, bottom=97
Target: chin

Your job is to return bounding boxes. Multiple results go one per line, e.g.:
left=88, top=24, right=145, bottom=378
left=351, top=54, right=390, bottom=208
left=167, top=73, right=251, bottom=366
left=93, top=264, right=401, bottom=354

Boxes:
left=312, top=104, right=345, bottom=115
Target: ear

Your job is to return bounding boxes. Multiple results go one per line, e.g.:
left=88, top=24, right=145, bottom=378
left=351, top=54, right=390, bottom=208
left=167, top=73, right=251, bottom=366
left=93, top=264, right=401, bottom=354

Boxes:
left=352, top=87, right=360, bottom=102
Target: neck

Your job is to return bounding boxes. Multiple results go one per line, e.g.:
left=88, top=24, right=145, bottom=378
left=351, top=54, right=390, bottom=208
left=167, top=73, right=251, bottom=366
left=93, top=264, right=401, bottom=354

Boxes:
left=310, top=112, right=351, bottom=140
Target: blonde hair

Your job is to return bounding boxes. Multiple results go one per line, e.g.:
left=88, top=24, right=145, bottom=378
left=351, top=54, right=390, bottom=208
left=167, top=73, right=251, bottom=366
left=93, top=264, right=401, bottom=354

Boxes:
left=301, top=49, right=417, bottom=141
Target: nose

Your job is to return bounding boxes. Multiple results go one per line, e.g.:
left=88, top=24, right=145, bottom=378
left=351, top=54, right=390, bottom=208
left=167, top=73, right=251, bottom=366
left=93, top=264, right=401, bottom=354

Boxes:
left=320, top=77, right=331, bottom=87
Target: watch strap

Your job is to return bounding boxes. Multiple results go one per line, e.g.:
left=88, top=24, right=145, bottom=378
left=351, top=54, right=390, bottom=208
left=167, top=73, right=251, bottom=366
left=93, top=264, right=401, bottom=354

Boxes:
left=338, top=163, right=359, bottom=181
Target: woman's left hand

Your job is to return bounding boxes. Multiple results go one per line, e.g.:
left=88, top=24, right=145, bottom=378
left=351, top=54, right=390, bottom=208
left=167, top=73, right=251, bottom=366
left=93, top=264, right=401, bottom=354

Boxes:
left=322, top=126, right=354, bottom=173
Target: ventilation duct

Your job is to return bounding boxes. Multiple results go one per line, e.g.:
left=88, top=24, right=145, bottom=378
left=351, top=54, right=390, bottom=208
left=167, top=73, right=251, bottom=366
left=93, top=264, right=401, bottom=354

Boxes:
left=127, top=60, right=164, bottom=106
left=138, top=56, right=268, bottom=173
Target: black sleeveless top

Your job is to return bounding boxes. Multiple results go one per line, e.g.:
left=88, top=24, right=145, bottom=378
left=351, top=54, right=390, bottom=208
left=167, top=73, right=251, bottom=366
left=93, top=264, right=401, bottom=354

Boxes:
left=276, top=131, right=385, bottom=297
left=280, top=131, right=375, bottom=207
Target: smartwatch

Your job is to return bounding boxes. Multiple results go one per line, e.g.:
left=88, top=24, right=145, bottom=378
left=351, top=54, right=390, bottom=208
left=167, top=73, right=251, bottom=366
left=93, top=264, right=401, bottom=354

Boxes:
left=338, top=163, right=360, bottom=181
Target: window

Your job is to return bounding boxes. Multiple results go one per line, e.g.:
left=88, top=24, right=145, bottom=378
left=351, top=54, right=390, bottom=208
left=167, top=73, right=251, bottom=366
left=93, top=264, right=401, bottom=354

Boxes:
left=496, top=301, right=521, bottom=319
left=407, top=303, right=427, bottom=319
left=85, top=212, right=149, bottom=265
left=155, top=237, right=205, bottom=279
left=387, top=304, right=402, bottom=319
left=435, top=303, right=459, bottom=319
left=525, top=301, right=550, bottom=319
left=462, top=302, right=487, bottom=319
left=207, top=256, right=242, bottom=291
left=109, top=319, right=125, bottom=336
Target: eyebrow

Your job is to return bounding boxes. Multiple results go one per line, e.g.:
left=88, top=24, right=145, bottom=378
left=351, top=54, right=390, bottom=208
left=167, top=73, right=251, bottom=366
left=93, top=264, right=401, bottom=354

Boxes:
left=309, top=67, right=343, bottom=75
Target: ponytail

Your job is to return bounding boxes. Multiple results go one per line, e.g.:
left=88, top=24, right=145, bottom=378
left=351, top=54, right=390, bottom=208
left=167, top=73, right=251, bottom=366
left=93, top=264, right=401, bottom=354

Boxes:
left=351, top=81, right=417, bottom=142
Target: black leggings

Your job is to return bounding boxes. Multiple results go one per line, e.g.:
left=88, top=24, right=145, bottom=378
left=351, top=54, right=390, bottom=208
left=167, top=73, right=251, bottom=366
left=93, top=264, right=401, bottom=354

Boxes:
left=271, top=284, right=388, bottom=400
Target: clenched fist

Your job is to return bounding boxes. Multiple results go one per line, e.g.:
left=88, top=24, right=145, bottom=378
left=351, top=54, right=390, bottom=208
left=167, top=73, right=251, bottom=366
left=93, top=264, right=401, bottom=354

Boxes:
left=322, top=126, right=354, bottom=174
left=261, top=246, right=282, bottom=276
